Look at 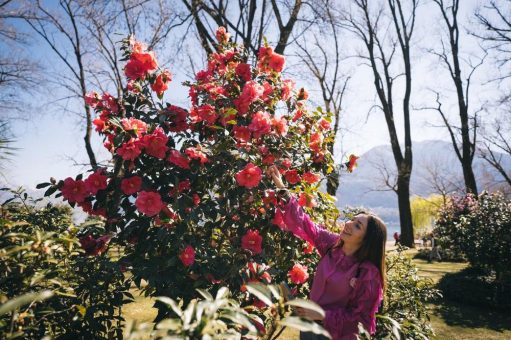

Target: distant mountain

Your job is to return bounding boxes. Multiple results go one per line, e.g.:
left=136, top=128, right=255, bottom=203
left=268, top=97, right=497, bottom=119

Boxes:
left=336, top=140, right=511, bottom=224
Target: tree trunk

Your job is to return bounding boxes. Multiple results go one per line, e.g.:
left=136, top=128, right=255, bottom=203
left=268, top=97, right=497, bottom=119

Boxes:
left=462, top=153, right=478, bottom=194
left=326, top=168, right=340, bottom=197
left=397, top=172, right=414, bottom=247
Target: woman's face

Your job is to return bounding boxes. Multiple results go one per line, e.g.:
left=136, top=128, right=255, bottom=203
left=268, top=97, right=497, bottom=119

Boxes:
left=340, top=214, right=369, bottom=247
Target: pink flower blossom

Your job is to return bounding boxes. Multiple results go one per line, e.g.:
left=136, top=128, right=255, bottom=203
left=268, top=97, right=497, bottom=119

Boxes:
left=249, top=111, right=272, bottom=138
left=135, top=191, right=163, bottom=217
left=142, top=127, right=168, bottom=159
left=122, top=117, right=147, bottom=137
left=167, top=149, right=190, bottom=169
left=121, top=176, right=142, bottom=195
left=117, top=139, right=143, bottom=161
left=236, top=163, right=262, bottom=189
left=179, top=245, right=195, bottom=267
left=84, top=170, right=108, bottom=195
left=61, top=177, right=89, bottom=204
left=241, top=229, right=263, bottom=254
left=288, top=263, right=309, bottom=284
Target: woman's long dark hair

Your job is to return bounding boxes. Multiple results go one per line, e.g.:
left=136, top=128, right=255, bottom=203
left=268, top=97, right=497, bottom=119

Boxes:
left=334, top=213, right=387, bottom=293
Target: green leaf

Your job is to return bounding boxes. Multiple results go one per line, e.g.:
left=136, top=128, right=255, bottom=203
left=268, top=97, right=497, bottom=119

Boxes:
left=285, top=299, right=325, bottom=319
left=215, top=287, right=229, bottom=300
left=44, top=186, right=58, bottom=197
left=220, top=310, right=257, bottom=333
left=279, top=316, right=331, bottom=338
left=245, top=282, right=273, bottom=307
left=36, top=182, right=51, bottom=189
left=196, top=288, right=213, bottom=301
left=156, top=296, right=182, bottom=317
left=0, top=290, right=54, bottom=316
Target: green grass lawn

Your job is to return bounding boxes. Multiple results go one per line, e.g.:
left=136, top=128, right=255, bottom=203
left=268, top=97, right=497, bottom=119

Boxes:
left=122, top=249, right=511, bottom=339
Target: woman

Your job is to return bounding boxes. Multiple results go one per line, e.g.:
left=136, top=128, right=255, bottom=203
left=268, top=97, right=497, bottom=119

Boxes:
left=267, top=165, right=387, bottom=340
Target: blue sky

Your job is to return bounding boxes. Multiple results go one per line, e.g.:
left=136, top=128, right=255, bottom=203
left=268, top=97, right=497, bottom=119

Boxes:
left=2, top=0, right=505, bottom=193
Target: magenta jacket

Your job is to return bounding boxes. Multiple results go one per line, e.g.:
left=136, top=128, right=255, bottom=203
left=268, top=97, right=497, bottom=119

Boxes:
left=283, top=196, right=383, bottom=340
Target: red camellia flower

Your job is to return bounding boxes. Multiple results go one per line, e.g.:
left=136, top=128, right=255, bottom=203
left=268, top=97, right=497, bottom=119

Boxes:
left=167, top=149, right=190, bottom=169
left=298, top=192, right=317, bottom=208
left=268, top=52, right=285, bottom=73
left=235, top=163, right=262, bottom=189
left=302, top=172, right=320, bottom=184
left=288, top=263, right=309, bottom=284
left=135, top=191, right=163, bottom=217
left=151, top=70, right=172, bottom=96
left=241, top=229, right=263, bottom=255
left=84, top=91, right=100, bottom=107
left=215, top=26, right=230, bottom=44
left=196, top=104, right=218, bottom=124
left=79, top=234, right=112, bottom=256
left=233, top=126, right=251, bottom=143
left=61, top=177, right=89, bottom=204
left=257, top=46, right=285, bottom=73
left=178, top=179, right=191, bottom=192
left=281, top=158, right=292, bottom=168
left=234, top=80, right=264, bottom=114
left=185, top=147, right=209, bottom=165
left=235, top=63, right=251, bottom=82
left=346, top=154, right=359, bottom=173
left=142, top=127, right=168, bottom=159
left=124, top=50, right=158, bottom=80
left=309, top=131, right=324, bottom=153
left=272, top=208, right=286, bottom=228
left=93, top=117, right=106, bottom=133
left=281, top=79, right=295, bottom=101
left=303, top=242, right=315, bottom=255
left=179, top=245, right=195, bottom=267
left=249, top=111, right=272, bottom=139
left=84, top=170, right=108, bottom=195
left=318, top=118, right=331, bottom=130
left=166, top=105, right=189, bottom=132
left=272, top=116, right=288, bottom=136
left=122, top=117, right=147, bottom=137
left=262, top=154, right=276, bottom=165
left=121, top=176, right=142, bottom=195
left=193, top=193, right=201, bottom=206
left=284, top=169, right=301, bottom=185
left=117, top=139, right=143, bottom=161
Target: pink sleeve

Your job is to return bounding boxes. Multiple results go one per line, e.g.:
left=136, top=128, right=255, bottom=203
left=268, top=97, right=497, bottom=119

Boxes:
left=282, top=195, right=339, bottom=256
left=323, top=263, right=383, bottom=338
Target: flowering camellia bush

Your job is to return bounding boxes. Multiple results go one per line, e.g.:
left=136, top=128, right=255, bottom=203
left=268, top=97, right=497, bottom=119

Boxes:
left=40, top=28, right=342, bottom=333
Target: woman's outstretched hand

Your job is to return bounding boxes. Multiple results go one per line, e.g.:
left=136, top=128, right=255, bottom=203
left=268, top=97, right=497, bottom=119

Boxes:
left=266, top=165, right=286, bottom=189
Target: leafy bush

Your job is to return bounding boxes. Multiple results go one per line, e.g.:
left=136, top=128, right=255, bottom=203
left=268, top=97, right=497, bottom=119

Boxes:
left=40, top=30, right=343, bottom=336
left=434, top=191, right=511, bottom=301
left=124, top=284, right=330, bottom=339
left=433, top=194, right=476, bottom=260
left=438, top=266, right=511, bottom=310
left=0, top=188, right=130, bottom=339
left=373, top=246, right=441, bottom=339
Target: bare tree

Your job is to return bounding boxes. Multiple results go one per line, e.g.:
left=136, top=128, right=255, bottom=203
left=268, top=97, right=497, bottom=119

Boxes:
left=480, top=119, right=511, bottom=188
left=23, top=0, right=187, bottom=169
left=475, top=0, right=511, bottom=82
left=180, top=0, right=311, bottom=58
left=25, top=0, right=99, bottom=169
left=341, top=0, right=418, bottom=247
left=296, top=0, right=350, bottom=197
left=430, top=0, right=483, bottom=195
left=0, top=0, right=39, bottom=117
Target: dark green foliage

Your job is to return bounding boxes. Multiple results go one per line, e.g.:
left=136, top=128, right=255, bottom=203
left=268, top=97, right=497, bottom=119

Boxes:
left=374, top=247, right=441, bottom=339
left=0, top=189, right=130, bottom=339
left=438, top=266, right=511, bottom=310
